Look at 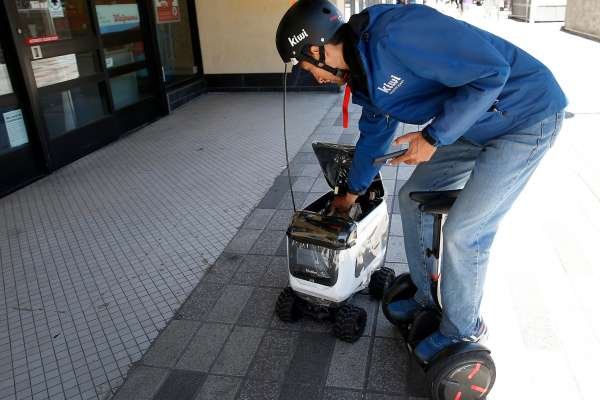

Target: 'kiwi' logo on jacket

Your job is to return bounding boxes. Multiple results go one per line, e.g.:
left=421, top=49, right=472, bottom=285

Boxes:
left=377, top=74, right=404, bottom=95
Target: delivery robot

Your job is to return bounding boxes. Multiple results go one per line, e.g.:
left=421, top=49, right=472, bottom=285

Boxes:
left=275, top=142, right=396, bottom=342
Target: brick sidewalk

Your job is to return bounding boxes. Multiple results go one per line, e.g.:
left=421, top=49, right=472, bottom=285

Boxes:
left=111, top=99, right=426, bottom=400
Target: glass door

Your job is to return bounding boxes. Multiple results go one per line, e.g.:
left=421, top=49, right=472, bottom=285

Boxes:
left=4, top=0, right=164, bottom=169
left=95, top=0, right=164, bottom=132
left=154, top=0, right=200, bottom=86
left=0, top=26, right=45, bottom=195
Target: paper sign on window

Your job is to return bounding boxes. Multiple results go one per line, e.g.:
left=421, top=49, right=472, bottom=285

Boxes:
left=155, top=0, right=180, bottom=24
left=3, top=109, right=29, bottom=148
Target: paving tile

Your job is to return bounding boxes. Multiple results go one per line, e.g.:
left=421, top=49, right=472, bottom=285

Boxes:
left=142, top=320, right=201, bottom=368
left=275, top=238, right=288, bottom=257
left=285, top=331, right=336, bottom=386
left=257, top=185, right=292, bottom=209
left=278, top=384, right=322, bottom=400
left=279, top=164, right=304, bottom=177
left=292, top=152, right=318, bottom=164
left=210, top=326, right=265, bottom=376
left=375, top=304, right=403, bottom=339
left=300, top=164, right=322, bottom=178
left=277, top=191, right=309, bottom=210
left=249, top=231, right=285, bottom=256
left=397, top=167, right=415, bottom=180
left=367, top=338, right=410, bottom=394
left=384, top=262, right=409, bottom=277
left=323, top=388, right=363, bottom=400
left=194, top=375, right=242, bottom=400
left=390, top=215, right=404, bottom=236
left=380, top=166, right=398, bottom=180
left=153, top=370, right=205, bottom=400
left=337, top=134, right=357, bottom=145
left=243, top=209, right=276, bottom=230
left=265, top=210, right=294, bottom=231
left=177, top=282, right=225, bottom=320
left=406, top=357, right=429, bottom=398
left=310, top=177, right=331, bottom=193
left=236, top=379, right=281, bottom=400
left=386, top=236, right=408, bottom=264
left=247, top=330, right=300, bottom=381
left=352, top=293, right=379, bottom=337
left=231, top=255, right=272, bottom=286
left=292, top=177, right=317, bottom=192
left=237, top=287, right=280, bottom=328
left=365, top=394, right=408, bottom=400
left=205, top=285, right=254, bottom=324
left=383, top=179, right=397, bottom=195
left=395, top=180, right=408, bottom=193
left=176, top=323, right=233, bottom=372
left=261, top=257, right=290, bottom=289
left=326, top=336, right=370, bottom=390
left=302, top=192, right=328, bottom=208
left=112, top=366, right=169, bottom=400
left=202, top=253, right=244, bottom=284
left=224, top=230, right=262, bottom=254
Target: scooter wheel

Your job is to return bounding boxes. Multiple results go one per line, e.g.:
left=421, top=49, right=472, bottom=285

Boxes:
left=369, top=267, right=396, bottom=299
left=427, top=350, right=495, bottom=400
left=333, top=304, right=367, bottom=343
left=275, top=287, right=302, bottom=322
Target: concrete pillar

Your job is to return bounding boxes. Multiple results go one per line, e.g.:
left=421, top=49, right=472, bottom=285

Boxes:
left=563, top=0, right=600, bottom=42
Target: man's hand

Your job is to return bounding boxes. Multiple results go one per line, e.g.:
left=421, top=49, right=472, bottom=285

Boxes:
left=389, top=132, right=437, bottom=165
left=330, top=193, right=358, bottom=214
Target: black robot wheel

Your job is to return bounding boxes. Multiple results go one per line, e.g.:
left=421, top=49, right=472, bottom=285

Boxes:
left=427, top=350, right=496, bottom=400
left=275, top=287, right=302, bottom=322
left=333, top=304, right=367, bottom=343
left=369, top=267, right=396, bottom=299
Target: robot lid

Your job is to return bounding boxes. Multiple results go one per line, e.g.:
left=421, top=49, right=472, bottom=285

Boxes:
left=312, top=142, right=355, bottom=193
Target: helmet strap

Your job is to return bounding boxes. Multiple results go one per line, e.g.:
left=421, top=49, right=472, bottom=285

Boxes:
left=301, top=46, right=347, bottom=78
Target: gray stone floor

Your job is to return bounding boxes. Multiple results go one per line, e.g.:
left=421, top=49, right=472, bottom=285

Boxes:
left=3, top=6, right=600, bottom=400
left=110, top=100, right=426, bottom=400
left=0, top=92, right=338, bottom=400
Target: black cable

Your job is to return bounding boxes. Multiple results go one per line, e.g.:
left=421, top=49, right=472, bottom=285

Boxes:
left=283, top=63, right=297, bottom=212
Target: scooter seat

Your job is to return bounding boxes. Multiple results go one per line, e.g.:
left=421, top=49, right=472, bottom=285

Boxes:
left=409, top=190, right=462, bottom=214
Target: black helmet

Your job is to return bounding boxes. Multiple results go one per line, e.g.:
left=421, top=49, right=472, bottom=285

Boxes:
left=276, top=0, right=344, bottom=65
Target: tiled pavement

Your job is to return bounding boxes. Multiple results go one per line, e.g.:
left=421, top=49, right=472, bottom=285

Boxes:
left=3, top=7, right=600, bottom=400
left=0, top=92, right=338, bottom=400
left=111, top=100, right=429, bottom=400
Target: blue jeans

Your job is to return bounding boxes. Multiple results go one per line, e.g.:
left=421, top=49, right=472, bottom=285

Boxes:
left=398, top=111, right=564, bottom=338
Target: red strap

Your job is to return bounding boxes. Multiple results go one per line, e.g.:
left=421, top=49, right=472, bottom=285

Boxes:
left=342, top=84, right=351, bottom=129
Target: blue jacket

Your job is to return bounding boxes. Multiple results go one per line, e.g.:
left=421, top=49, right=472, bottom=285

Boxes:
left=346, top=4, right=567, bottom=194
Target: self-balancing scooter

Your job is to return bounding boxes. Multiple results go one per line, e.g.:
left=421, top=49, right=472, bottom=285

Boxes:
left=382, top=189, right=496, bottom=400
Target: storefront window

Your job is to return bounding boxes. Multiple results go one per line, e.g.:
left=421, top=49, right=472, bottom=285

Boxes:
left=155, top=0, right=197, bottom=84
left=95, top=0, right=141, bottom=34
left=1, top=107, right=29, bottom=154
left=32, top=51, right=98, bottom=87
left=109, top=68, right=151, bottom=109
left=0, top=48, right=14, bottom=96
left=104, top=42, right=145, bottom=69
left=0, top=47, right=29, bottom=154
left=15, top=0, right=91, bottom=44
left=39, top=82, right=108, bottom=137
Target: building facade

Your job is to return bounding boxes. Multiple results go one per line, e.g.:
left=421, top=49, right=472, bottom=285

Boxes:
left=0, top=0, right=207, bottom=196
left=563, top=0, right=600, bottom=42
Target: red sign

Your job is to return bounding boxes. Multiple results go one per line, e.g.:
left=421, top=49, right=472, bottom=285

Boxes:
left=155, top=0, right=180, bottom=24
left=26, top=35, right=59, bottom=45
